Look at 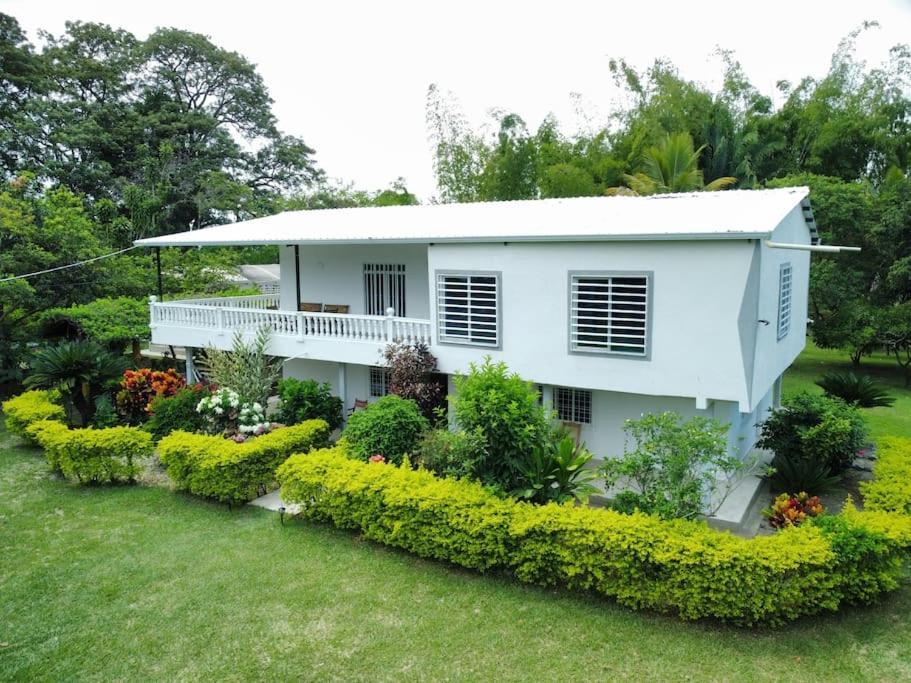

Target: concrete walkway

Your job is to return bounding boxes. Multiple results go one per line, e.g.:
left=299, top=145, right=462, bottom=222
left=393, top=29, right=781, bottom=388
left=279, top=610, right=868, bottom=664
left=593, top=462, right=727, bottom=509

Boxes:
left=249, top=490, right=285, bottom=511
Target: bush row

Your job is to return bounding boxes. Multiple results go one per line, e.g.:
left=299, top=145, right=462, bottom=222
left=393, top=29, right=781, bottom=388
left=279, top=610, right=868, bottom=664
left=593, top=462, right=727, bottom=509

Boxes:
left=277, top=441, right=911, bottom=626
left=2, top=390, right=66, bottom=444
left=159, top=419, right=330, bottom=504
left=861, top=437, right=911, bottom=515
left=27, top=420, right=153, bottom=484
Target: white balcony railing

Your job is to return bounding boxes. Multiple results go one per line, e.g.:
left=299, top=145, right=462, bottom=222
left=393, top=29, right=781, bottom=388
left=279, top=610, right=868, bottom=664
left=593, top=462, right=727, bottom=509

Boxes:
left=149, top=296, right=432, bottom=346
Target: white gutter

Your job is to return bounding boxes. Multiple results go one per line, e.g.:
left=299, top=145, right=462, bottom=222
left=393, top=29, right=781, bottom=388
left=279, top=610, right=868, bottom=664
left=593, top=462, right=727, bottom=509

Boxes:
left=765, top=240, right=861, bottom=253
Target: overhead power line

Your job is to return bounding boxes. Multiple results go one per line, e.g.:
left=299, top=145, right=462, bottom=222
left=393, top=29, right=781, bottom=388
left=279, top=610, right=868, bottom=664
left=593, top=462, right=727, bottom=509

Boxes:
left=0, top=245, right=140, bottom=284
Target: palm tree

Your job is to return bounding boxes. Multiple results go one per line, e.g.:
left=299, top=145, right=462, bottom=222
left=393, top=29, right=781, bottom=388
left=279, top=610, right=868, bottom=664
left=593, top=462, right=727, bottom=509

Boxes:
left=25, top=341, right=127, bottom=425
left=608, top=132, right=737, bottom=196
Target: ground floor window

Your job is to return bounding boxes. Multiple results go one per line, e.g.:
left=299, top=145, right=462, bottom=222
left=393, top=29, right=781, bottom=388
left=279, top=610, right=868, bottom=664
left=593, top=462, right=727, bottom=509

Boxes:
left=554, top=387, right=592, bottom=424
left=369, top=367, right=390, bottom=397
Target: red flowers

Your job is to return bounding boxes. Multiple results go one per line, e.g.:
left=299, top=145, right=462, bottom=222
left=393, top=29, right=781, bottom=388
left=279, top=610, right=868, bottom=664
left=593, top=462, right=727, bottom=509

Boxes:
left=369, top=454, right=386, bottom=463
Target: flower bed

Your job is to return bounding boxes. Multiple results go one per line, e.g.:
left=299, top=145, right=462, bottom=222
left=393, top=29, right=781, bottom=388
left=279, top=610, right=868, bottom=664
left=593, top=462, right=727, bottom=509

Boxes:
left=158, top=419, right=330, bottom=504
left=2, top=390, right=66, bottom=444
left=277, top=440, right=911, bottom=626
left=27, top=420, right=153, bottom=484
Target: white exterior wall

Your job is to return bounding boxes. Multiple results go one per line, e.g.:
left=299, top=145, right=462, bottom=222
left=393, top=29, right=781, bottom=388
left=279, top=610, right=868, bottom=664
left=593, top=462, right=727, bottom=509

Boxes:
left=283, top=359, right=775, bottom=460
left=283, top=358, right=376, bottom=414
left=278, top=244, right=429, bottom=318
left=427, top=240, right=756, bottom=408
left=748, top=207, right=811, bottom=408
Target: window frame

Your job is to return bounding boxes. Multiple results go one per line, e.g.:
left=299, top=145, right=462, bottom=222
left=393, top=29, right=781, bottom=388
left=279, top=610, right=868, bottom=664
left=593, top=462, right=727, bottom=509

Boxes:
left=777, top=262, right=792, bottom=342
left=369, top=366, right=390, bottom=398
left=554, top=386, right=593, bottom=425
left=434, top=270, right=502, bottom=349
left=567, top=270, right=653, bottom=360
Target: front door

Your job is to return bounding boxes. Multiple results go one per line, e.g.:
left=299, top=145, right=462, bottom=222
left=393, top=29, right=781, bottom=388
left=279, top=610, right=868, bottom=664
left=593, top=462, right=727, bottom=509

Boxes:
left=364, top=263, right=406, bottom=316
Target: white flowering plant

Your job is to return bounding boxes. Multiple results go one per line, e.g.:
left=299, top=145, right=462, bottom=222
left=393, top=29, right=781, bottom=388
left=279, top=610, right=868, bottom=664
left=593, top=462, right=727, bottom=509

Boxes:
left=196, top=388, right=272, bottom=437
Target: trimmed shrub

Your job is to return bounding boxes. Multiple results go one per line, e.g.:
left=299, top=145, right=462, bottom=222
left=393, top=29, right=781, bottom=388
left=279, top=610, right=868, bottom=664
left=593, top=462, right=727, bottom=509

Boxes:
left=757, top=392, right=867, bottom=475
left=342, top=395, right=428, bottom=464
left=144, top=386, right=209, bottom=441
left=279, top=446, right=515, bottom=571
left=158, top=419, right=330, bottom=504
left=277, top=440, right=911, bottom=626
left=276, top=378, right=343, bottom=430
left=27, top=420, right=152, bottom=483
left=861, top=437, right=911, bottom=514
left=2, top=390, right=66, bottom=444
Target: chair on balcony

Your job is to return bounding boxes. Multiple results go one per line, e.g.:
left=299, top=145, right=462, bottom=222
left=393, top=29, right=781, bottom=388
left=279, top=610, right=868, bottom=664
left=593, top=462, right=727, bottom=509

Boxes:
left=299, top=302, right=322, bottom=312
left=323, top=304, right=349, bottom=314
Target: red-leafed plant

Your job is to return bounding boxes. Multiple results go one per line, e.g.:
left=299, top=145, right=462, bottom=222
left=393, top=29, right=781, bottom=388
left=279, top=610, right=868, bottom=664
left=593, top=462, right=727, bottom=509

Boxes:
left=115, top=368, right=185, bottom=424
left=762, top=492, right=825, bottom=529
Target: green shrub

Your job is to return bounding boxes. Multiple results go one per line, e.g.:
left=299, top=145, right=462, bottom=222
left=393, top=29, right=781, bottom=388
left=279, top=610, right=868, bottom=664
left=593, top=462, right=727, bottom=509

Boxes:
left=27, top=420, right=152, bottom=483
left=158, top=419, right=330, bottom=504
left=514, top=434, right=598, bottom=504
left=757, top=392, right=867, bottom=475
left=144, top=386, right=209, bottom=441
left=23, top=340, right=127, bottom=425
left=2, top=390, right=66, bottom=444
left=860, top=438, right=911, bottom=514
left=815, top=371, right=895, bottom=408
left=769, top=452, right=841, bottom=494
left=276, top=378, right=342, bottom=430
left=342, top=395, right=428, bottom=464
left=451, top=357, right=550, bottom=489
left=278, top=440, right=911, bottom=626
left=601, top=412, right=749, bottom=520
left=415, top=427, right=488, bottom=480
left=197, top=326, right=281, bottom=405
left=279, top=445, right=515, bottom=572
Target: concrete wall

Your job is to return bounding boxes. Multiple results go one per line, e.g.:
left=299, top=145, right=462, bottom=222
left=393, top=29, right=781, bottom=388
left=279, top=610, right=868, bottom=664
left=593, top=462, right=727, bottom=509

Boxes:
left=749, top=206, right=811, bottom=408
left=279, top=244, right=429, bottom=318
left=427, top=240, right=756, bottom=408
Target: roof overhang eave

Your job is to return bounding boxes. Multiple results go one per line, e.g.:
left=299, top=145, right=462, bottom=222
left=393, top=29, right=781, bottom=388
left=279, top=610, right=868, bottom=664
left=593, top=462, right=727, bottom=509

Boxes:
left=134, top=231, right=772, bottom=249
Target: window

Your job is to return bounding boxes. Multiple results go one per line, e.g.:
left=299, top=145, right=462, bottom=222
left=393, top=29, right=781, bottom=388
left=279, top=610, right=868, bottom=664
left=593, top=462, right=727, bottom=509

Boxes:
left=364, top=263, right=406, bottom=316
left=570, top=273, right=650, bottom=357
left=436, top=272, right=500, bottom=347
left=554, top=387, right=592, bottom=424
left=777, top=263, right=792, bottom=341
left=369, top=367, right=390, bottom=397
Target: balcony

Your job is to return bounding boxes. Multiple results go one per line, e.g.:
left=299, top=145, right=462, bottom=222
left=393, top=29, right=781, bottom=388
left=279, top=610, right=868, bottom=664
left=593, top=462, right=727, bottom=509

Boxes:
left=149, top=294, right=432, bottom=364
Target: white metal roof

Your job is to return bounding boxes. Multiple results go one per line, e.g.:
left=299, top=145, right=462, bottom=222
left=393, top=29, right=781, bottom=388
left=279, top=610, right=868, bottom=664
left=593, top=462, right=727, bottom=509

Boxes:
left=135, top=187, right=814, bottom=248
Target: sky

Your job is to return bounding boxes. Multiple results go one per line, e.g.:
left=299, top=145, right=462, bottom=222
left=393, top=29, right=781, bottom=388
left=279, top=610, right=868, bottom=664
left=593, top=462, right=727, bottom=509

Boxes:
left=4, top=0, right=911, bottom=200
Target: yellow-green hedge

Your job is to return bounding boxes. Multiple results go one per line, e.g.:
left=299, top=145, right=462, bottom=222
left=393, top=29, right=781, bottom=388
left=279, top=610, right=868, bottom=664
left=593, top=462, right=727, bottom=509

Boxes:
left=277, top=440, right=911, bottom=626
left=861, top=438, right=911, bottom=515
left=2, top=390, right=66, bottom=444
left=158, top=420, right=330, bottom=504
left=26, top=420, right=152, bottom=484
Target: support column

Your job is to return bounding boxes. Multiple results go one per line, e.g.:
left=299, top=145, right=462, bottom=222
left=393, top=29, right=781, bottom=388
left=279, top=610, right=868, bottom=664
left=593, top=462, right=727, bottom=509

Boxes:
left=294, top=245, right=301, bottom=311
left=185, top=347, right=196, bottom=384
left=338, top=362, right=348, bottom=416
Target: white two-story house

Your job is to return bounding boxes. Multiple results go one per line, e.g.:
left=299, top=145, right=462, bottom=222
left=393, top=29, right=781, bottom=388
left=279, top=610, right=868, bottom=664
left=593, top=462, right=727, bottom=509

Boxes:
left=137, top=187, right=822, bottom=464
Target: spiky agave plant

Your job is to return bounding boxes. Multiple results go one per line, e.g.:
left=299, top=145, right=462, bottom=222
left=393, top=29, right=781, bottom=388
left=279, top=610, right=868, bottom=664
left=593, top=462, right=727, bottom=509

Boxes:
left=25, top=341, right=127, bottom=425
left=815, top=371, right=895, bottom=408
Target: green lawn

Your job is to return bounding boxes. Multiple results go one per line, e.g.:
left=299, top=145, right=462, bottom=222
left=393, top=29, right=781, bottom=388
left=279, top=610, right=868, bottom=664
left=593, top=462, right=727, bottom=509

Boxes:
left=2, top=345, right=911, bottom=681
left=783, top=342, right=911, bottom=440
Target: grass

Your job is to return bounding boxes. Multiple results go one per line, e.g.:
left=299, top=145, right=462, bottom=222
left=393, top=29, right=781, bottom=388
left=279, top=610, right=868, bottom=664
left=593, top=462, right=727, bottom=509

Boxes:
left=2, top=344, right=910, bottom=681
left=782, top=342, right=911, bottom=440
